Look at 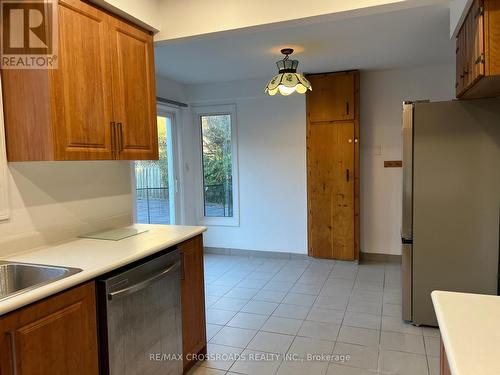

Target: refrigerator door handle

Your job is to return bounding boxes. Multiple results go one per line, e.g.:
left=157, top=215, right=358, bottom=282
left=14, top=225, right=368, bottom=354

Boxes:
left=401, top=102, right=414, bottom=241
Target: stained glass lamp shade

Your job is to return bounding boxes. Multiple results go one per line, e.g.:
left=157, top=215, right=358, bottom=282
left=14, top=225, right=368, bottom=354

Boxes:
left=265, top=48, right=312, bottom=96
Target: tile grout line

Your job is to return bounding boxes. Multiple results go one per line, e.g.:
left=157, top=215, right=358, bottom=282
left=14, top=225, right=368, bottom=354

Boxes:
left=204, top=254, right=432, bottom=375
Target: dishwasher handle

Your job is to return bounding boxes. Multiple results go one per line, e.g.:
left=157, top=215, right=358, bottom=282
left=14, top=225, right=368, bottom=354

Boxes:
left=107, top=261, right=180, bottom=301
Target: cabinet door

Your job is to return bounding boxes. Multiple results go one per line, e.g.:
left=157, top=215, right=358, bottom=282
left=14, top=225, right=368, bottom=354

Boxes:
left=456, top=29, right=465, bottom=96
left=0, top=282, right=99, bottom=375
left=469, top=0, right=485, bottom=84
left=109, top=19, right=158, bottom=160
left=440, top=339, right=452, bottom=375
left=179, top=235, right=207, bottom=372
left=51, top=0, right=114, bottom=160
left=307, top=122, right=355, bottom=260
left=307, top=73, right=355, bottom=122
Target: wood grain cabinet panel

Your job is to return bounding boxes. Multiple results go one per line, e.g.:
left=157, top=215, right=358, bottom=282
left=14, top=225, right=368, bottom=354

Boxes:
left=440, top=338, right=452, bottom=375
left=109, top=18, right=158, bottom=160
left=53, top=0, right=114, bottom=160
left=179, top=235, right=207, bottom=374
left=456, top=0, right=500, bottom=98
left=307, top=73, right=355, bottom=122
left=0, top=282, right=99, bottom=375
left=306, top=71, right=359, bottom=261
left=1, top=0, right=158, bottom=161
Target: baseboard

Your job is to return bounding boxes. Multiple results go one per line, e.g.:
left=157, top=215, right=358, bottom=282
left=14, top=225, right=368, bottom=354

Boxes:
left=204, top=247, right=309, bottom=260
left=205, top=247, right=400, bottom=264
left=360, top=252, right=401, bottom=264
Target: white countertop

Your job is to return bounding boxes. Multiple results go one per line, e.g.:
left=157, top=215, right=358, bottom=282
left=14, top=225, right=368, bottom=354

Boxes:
left=432, top=290, right=500, bottom=375
left=0, top=224, right=206, bottom=316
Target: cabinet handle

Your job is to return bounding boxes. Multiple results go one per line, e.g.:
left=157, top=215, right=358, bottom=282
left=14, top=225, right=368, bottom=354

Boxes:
left=107, top=262, right=180, bottom=300
left=346, top=102, right=350, bottom=115
left=346, top=169, right=350, bottom=182
left=6, top=331, right=17, bottom=375
left=476, top=5, right=484, bottom=18
left=110, top=121, right=116, bottom=156
left=117, top=122, right=123, bottom=152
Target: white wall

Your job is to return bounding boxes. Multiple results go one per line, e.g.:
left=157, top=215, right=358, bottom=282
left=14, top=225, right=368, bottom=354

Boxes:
left=156, top=64, right=455, bottom=255
left=0, top=162, right=132, bottom=257
left=360, top=64, right=455, bottom=254
left=185, top=80, right=307, bottom=253
left=89, top=0, right=161, bottom=31
left=156, top=75, right=188, bottom=103
left=155, top=0, right=447, bottom=42
left=449, top=0, right=473, bottom=37
left=87, top=0, right=449, bottom=42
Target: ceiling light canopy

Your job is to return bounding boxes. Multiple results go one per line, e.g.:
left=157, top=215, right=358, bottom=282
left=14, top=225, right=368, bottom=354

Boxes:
left=265, top=48, right=312, bottom=96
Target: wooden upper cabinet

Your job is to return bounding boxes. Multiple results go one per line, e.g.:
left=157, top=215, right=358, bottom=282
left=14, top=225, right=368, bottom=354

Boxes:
left=109, top=18, right=158, bottom=160
left=0, top=282, right=99, bottom=375
left=456, top=0, right=500, bottom=98
left=53, top=0, right=114, bottom=160
left=307, top=73, right=355, bottom=122
left=456, top=24, right=467, bottom=95
left=1, top=0, right=158, bottom=161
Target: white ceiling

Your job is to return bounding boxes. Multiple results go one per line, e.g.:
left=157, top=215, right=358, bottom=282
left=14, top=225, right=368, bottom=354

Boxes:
left=154, top=3, right=454, bottom=85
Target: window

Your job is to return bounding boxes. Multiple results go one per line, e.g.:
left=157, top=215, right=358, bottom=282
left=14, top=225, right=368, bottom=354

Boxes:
left=134, top=109, right=178, bottom=224
left=194, top=105, right=239, bottom=226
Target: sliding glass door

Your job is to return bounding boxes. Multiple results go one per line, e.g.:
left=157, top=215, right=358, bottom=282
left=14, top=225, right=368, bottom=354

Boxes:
left=134, top=109, right=178, bottom=224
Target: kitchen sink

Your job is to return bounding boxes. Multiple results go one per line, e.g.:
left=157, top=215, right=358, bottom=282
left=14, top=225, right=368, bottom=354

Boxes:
left=0, top=261, right=82, bottom=302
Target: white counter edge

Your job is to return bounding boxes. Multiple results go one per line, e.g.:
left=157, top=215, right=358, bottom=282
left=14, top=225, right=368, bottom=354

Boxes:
left=0, top=225, right=206, bottom=316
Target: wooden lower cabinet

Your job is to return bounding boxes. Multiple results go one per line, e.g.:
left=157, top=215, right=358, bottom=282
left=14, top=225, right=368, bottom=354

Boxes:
left=440, top=338, right=452, bottom=375
left=0, top=238, right=206, bottom=375
left=0, top=282, right=99, bottom=375
left=179, top=235, right=207, bottom=373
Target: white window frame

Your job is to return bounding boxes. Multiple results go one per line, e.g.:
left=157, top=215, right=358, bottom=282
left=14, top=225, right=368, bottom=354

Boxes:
left=193, top=104, right=240, bottom=227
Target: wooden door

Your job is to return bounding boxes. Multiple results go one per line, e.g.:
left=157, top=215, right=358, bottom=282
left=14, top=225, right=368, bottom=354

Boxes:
left=307, top=73, right=355, bottom=122
left=51, top=0, right=114, bottom=160
left=179, top=235, right=207, bottom=373
left=0, top=282, right=99, bottom=375
left=109, top=18, right=158, bottom=160
left=308, top=122, right=355, bottom=260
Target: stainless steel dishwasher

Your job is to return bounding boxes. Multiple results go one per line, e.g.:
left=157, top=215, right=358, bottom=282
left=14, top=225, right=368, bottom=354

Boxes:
left=98, top=249, right=183, bottom=375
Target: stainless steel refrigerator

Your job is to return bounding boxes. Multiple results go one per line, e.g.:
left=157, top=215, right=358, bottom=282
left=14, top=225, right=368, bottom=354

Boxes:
left=401, top=98, right=500, bottom=326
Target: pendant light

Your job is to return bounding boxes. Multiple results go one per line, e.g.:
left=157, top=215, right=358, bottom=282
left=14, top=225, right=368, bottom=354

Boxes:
left=265, top=48, right=312, bottom=96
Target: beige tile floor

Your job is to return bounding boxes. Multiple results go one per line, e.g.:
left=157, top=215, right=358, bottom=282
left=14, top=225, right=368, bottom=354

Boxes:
left=189, top=253, right=440, bottom=375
